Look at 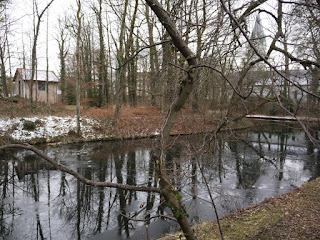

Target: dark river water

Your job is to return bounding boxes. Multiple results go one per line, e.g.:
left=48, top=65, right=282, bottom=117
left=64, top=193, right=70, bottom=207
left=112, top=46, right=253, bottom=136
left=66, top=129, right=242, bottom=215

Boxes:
left=0, top=121, right=319, bottom=240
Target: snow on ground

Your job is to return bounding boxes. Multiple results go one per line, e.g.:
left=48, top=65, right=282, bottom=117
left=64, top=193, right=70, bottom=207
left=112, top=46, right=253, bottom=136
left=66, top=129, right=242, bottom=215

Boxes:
left=0, top=116, right=105, bottom=142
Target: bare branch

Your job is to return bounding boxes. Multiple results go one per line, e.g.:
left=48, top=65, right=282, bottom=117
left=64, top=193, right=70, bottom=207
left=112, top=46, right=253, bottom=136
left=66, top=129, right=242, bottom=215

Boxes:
left=117, top=211, right=177, bottom=222
left=220, top=0, right=320, bottom=100
left=238, top=0, right=268, bottom=24
left=281, top=1, right=320, bottom=9
left=190, top=64, right=253, bottom=99
left=271, top=45, right=320, bottom=68
left=117, top=40, right=170, bottom=70
left=0, top=144, right=161, bottom=193
left=94, top=40, right=170, bottom=71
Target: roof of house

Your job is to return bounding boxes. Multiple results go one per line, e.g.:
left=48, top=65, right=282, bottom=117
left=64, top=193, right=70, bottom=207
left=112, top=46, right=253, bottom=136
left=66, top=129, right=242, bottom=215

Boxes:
left=14, top=68, right=59, bottom=82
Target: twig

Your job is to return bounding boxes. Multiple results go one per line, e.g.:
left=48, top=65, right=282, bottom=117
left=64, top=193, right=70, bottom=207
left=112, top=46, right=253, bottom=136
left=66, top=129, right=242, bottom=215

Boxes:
left=219, top=0, right=320, bottom=100
left=116, top=211, right=177, bottom=222
left=190, top=64, right=253, bottom=99
left=94, top=40, right=170, bottom=71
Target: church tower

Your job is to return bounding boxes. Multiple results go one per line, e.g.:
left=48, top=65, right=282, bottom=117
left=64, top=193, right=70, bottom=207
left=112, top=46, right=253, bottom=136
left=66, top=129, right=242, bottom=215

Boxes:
left=250, top=13, right=266, bottom=57
left=242, top=13, right=267, bottom=71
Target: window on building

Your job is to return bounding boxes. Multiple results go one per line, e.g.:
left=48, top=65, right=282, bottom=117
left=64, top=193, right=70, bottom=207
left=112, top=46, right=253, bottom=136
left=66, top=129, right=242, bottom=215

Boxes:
left=38, top=81, right=45, bottom=91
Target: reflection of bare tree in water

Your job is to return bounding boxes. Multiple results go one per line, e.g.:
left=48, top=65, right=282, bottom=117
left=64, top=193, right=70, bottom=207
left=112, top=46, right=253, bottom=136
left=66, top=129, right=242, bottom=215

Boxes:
left=76, top=179, right=81, bottom=240
left=1, top=124, right=318, bottom=240
left=228, top=139, right=261, bottom=189
left=126, top=151, right=137, bottom=204
left=217, top=138, right=224, bottom=183
left=191, top=157, right=197, bottom=199
left=278, top=128, right=289, bottom=181
left=72, top=151, right=96, bottom=240
left=59, top=172, right=67, bottom=196
left=146, top=153, right=157, bottom=223
left=95, top=155, right=107, bottom=233
left=305, top=130, right=320, bottom=181
left=0, top=161, right=9, bottom=235
left=47, top=169, right=52, bottom=240
left=30, top=172, right=44, bottom=240
left=114, top=153, right=130, bottom=237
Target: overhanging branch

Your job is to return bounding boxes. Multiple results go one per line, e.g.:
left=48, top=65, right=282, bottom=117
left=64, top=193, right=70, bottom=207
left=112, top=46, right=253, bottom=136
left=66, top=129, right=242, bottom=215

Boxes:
left=0, top=144, right=161, bottom=193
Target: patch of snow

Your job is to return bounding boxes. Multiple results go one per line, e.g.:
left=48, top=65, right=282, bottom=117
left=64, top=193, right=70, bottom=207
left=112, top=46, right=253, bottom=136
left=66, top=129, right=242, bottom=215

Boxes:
left=0, top=116, right=105, bottom=142
left=152, top=129, right=160, bottom=136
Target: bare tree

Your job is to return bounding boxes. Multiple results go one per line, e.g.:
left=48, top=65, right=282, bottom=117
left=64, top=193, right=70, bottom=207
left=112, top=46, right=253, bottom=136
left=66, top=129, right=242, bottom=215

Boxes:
left=145, top=2, right=160, bottom=106
left=0, top=0, right=10, bottom=97
left=114, top=0, right=129, bottom=122
left=93, top=0, right=109, bottom=107
left=3, top=1, right=320, bottom=240
left=76, top=0, right=82, bottom=137
left=29, top=0, right=55, bottom=106
left=126, top=0, right=139, bottom=107
left=55, top=16, right=69, bottom=104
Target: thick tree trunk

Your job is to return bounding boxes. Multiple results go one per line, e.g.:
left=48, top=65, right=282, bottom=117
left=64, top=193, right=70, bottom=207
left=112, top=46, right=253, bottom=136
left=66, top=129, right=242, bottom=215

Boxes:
left=145, top=0, right=197, bottom=239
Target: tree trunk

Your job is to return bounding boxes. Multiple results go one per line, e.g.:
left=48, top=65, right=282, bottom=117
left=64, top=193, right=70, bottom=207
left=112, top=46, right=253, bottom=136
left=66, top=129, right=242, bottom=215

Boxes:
left=0, top=46, right=8, bottom=97
left=96, top=0, right=108, bottom=107
left=30, top=0, right=55, bottom=106
left=76, top=0, right=82, bottom=137
left=127, top=0, right=139, bottom=107
left=114, top=0, right=129, bottom=122
left=145, top=0, right=197, bottom=239
left=57, top=18, right=68, bottom=104
left=146, top=4, right=160, bottom=106
left=46, top=5, right=49, bottom=103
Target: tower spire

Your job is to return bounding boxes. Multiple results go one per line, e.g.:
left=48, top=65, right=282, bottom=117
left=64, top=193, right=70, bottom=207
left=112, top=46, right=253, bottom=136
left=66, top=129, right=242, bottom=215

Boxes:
left=251, top=13, right=266, bottom=56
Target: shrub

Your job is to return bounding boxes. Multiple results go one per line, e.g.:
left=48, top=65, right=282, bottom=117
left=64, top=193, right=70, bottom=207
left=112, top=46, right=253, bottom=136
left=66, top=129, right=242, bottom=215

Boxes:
left=68, top=129, right=78, bottom=137
left=269, top=103, right=278, bottom=116
left=23, top=120, right=36, bottom=131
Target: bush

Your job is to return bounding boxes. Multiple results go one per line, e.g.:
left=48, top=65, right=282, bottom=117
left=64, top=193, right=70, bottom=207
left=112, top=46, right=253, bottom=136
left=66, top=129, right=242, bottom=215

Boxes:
left=269, top=103, right=278, bottom=116
left=68, top=129, right=78, bottom=137
left=23, top=120, right=36, bottom=131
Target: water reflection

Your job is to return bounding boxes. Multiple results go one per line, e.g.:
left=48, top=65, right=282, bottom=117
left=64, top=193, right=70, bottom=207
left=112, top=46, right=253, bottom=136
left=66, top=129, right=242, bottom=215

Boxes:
left=0, top=122, right=319, bottom=240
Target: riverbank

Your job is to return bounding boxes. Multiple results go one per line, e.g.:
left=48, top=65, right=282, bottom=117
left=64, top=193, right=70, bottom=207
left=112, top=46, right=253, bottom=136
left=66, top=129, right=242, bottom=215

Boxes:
left=161, top=177, right=320, bottom=240
left=0, top=99, right=252, bottom=144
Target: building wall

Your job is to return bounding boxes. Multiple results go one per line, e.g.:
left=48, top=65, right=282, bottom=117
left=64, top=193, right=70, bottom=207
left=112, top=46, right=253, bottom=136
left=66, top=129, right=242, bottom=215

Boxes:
left=36, top=82, right=58, bottom=104
left=16, top=81, right=58, bottom=104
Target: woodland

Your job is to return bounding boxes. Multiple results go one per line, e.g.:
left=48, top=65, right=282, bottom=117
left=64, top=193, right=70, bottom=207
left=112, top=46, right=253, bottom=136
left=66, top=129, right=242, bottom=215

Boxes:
left=0, top=0, right=320, bottom=239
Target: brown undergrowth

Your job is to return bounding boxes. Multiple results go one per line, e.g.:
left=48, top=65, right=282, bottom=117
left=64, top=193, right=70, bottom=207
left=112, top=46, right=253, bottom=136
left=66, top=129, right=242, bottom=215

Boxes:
left=0, top=99, right=223, bottom=143
left=82, top=105, right=218, bottom=138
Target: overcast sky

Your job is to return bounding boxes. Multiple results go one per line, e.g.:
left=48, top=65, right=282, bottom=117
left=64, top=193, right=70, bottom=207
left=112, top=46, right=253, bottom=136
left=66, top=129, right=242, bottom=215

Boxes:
left=8, top=0, right=76, bottom=75
left=6, top=0, right=279, bottom=76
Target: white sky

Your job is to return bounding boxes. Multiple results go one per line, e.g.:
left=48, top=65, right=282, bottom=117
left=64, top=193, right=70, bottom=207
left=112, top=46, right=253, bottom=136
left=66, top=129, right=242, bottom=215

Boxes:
left=5, top=0, right=281, bottom=77
left=8, top=0, right=76, bottom=75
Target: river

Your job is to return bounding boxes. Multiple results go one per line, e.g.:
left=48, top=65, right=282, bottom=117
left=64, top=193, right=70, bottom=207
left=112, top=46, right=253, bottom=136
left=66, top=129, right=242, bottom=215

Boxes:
left=0, top=121, right=319, bottom=239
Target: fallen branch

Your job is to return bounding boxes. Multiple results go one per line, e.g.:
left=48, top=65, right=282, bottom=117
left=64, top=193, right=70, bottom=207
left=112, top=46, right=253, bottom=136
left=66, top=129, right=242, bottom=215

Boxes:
left=0, top=144, right=161, bottom=193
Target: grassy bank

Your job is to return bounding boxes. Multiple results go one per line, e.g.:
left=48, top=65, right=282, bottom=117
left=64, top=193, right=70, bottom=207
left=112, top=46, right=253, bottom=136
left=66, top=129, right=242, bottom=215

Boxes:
left=161, top=177, right=320, bottom=240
